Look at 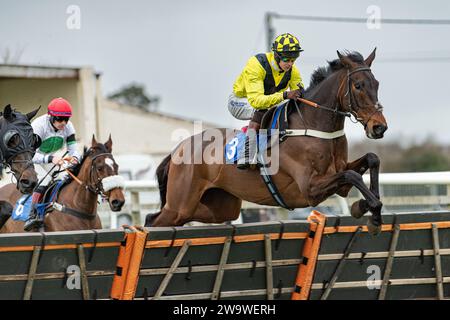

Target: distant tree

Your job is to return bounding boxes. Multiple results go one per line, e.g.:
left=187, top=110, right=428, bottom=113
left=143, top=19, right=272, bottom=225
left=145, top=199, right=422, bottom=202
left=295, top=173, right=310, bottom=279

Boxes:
left=0, top=46, right=25, bottom=64
left=107, top=83, right=160, bottom=112
left=399, top=143, right=450, bottom=172
left=349, top=136, right=450, bottom=173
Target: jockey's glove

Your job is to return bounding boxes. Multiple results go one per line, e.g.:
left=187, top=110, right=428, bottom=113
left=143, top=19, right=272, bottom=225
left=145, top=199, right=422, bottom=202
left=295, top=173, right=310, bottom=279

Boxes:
left=284, top=89, right=303, bottom=100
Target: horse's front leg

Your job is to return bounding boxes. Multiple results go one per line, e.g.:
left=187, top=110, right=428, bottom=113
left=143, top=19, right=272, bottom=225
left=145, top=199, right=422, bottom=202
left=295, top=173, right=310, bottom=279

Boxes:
left=309, top=170, right=383, bottom=235
left=336, top=153, right=381, bottom=219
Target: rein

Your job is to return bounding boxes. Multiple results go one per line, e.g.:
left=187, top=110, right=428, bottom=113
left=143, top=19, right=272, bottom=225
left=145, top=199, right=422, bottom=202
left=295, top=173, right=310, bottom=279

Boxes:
left=63, top=152, right=114, bottom=198
left=296, top=97, right=351, bottom=118
left=64, top=169, right=84, bottom=187
left=49, top=151, right=123, bottom=222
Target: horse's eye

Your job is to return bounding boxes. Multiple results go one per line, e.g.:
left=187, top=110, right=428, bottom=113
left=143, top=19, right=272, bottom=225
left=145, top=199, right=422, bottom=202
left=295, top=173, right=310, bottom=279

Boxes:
left=354, top=83, right=362, bottom=90
left=5, top=133, right=19, bottom=148
left=97, top=165, right=104, bottom=171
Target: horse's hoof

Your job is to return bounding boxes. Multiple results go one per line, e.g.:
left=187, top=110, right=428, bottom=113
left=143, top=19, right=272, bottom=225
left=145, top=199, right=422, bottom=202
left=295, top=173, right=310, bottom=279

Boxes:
left=351, top=200, right=369, bottom=219
left=367, top=217, right=382, bottom=236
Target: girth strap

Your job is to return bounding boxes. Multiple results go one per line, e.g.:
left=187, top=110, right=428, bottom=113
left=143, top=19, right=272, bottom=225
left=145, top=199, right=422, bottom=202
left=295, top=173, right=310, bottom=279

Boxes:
left=52, top=202, right=97, bottom=221
left=257, top=153, right=293, bottom=211
left=283, top=129, right=345, bottom=140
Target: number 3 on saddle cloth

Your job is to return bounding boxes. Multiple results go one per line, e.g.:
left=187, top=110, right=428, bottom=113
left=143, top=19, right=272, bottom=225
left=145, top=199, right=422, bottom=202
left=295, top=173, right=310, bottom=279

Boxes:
left=225, top=104, right=286, bottom=164
left=225, top=131, right=268, bottom=164
left=11, top=180, right=65, bottom=222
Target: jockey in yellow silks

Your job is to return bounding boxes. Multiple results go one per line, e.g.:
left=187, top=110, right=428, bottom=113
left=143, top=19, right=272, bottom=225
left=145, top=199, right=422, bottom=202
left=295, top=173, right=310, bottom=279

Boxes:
left=228, top=33, right=305, bottom=169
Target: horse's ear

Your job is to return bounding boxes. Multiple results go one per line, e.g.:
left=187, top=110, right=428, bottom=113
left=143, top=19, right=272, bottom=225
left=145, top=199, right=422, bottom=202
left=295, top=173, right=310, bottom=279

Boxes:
left=105, top=134, right=112, bottom=153
left=3, top=104, right=14, bottom=122
left=364, top=47, right=377, bottom=67
left=91, top=134, right=98, bottom=147
left=337, top=50, right=357, bottom=69
left=26, top=106, right=41, bottom=122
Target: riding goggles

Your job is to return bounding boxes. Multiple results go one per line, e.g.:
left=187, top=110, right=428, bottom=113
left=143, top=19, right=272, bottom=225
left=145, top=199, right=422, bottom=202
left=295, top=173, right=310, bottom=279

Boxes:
left=53, top=116, right=70, bottom=123
left=275, top=51, right=299, bottom=63
left=280, top=56, right=297, bottom=63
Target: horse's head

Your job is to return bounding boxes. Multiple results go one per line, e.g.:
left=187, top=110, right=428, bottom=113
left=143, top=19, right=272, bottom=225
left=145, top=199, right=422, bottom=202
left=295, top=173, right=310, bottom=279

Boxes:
left=0, top=104, right=41, bottom=193
left=337, top=49, right=388, bottom=139
left=83, top=135, right=125, bottom=212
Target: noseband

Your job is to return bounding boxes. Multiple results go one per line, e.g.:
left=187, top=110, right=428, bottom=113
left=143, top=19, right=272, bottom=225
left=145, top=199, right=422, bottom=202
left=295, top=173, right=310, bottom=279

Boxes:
left=340, top=67, right=384, bottom=128
left=88, top=152, right=114, bottom=197
left=3, top=149, right=35, bottom=187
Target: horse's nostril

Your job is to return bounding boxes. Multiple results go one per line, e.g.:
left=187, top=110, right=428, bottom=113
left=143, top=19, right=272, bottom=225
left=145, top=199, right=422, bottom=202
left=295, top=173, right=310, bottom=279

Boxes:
left=111, top=199, right=123, bottom=208
left=373, top=124, right=387, bottom=136
left=20, top=179, right=31, bottom=188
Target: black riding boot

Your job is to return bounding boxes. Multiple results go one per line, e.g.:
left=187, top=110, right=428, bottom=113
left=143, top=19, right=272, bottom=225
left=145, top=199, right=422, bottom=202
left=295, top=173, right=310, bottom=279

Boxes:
left=237, top=128, right=258, bottom=170
left=23, top=189, right=45, bottom=232
left=23, top=206, right=44, bottom=231
left=237, top=136, right=250, bottom=170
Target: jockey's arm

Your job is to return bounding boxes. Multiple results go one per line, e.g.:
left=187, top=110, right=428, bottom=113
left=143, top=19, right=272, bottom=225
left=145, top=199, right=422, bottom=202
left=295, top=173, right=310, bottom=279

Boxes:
left=66, top=134, right=81, bottom=163
left=32, top=151, right=52, bottom=164
left=289, top=66, right=304, bottom=90
left=31, top=121, right=50, bottom=164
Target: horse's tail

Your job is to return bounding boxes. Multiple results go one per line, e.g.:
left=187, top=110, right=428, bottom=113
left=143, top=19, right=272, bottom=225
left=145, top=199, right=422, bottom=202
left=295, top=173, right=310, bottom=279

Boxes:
left=156, top=154, right=171, bottom=209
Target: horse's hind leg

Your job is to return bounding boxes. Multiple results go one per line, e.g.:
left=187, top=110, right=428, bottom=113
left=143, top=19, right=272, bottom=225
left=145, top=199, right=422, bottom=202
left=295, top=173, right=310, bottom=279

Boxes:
left=150, top=172, right=211, bottom=226
left=194, top=188, right=242, bottom=224
left=150, top=189, right=241, bottom=227
left=150, top=207, right=184, bottom=227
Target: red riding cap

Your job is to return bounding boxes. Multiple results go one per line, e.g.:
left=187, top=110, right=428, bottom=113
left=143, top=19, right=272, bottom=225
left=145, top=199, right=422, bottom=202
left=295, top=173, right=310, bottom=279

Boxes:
left=47, top=97, right=73, bottom=117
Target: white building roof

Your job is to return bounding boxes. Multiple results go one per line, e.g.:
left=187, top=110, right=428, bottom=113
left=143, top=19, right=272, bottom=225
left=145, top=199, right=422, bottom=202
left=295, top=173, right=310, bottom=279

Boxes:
left=0, top=64, right=82, bottom=79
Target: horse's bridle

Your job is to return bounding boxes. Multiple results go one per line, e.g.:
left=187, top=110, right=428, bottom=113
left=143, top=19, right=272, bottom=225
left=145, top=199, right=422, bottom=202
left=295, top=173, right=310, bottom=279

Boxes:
left=3, top=149, right=35, bottom=187
left=88, top=152, right=116, bottom=197
left=66, top=151, right=119, bottom=199
left=339, top=67, right=384, bottom=128
left=293, top=66, right=383, bottom=128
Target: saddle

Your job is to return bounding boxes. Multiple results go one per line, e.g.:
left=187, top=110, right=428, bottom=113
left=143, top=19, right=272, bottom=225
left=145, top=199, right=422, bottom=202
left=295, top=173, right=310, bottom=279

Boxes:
left=260, top=100, right=292, bottom=133
left=11, top=179, right=66, bottom=222
left=224, top=101, right=292, bottom=165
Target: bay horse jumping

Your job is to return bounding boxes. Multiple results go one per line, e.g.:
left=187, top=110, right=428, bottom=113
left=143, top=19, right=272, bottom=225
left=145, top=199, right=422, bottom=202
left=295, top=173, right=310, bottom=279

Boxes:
left=146, top=49, right=388, bottom=234
left=0, top=135, right=126, bottom=233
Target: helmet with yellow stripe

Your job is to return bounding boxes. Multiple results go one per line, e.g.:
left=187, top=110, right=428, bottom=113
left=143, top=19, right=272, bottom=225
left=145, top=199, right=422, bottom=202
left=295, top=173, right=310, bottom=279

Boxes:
left=272, top=33, right=303, bottom=58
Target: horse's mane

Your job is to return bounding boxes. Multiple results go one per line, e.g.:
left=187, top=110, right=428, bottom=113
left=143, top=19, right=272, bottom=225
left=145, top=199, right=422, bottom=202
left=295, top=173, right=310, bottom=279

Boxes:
left=306, top=51, right=365, bottom=92
left=68, top=144, right=109, bottom=177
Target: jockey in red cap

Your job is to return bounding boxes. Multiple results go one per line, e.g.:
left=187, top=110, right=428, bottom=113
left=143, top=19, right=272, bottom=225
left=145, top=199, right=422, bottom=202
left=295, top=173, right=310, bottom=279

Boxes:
left=24, top=97, right=81, bottom=231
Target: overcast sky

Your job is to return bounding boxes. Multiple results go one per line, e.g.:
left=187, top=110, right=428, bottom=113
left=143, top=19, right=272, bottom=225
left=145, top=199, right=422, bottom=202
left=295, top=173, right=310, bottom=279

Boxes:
left=1, top=0, right=450, bottom=144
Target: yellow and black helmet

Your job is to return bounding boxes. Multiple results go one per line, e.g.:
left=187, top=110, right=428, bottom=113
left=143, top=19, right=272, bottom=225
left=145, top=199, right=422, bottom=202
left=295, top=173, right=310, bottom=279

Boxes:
left=272, top=33, right=303, bottom=56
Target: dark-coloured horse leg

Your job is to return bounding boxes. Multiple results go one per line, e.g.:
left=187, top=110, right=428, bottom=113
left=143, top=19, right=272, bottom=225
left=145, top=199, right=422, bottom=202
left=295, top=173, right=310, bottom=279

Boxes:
left=0, top=201, right=13, bottom=230
left=336, top=153, right=381, bottom=219
left=309, top=170, right=383, bottom=235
